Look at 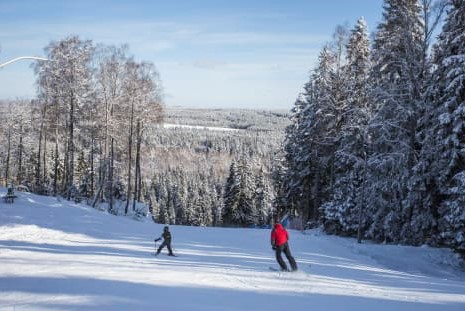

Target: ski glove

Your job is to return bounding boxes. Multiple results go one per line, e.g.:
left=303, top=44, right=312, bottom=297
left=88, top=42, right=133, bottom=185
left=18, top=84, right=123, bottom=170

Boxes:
left=154, top=238, right=161, bottom=242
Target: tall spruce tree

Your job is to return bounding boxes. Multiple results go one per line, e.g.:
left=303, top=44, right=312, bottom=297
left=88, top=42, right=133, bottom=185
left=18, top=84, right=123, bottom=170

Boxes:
left=223, top=161, right=240, bottom=225
left=255, top=167, right=273, bottom=226
left=288, top=45, right=337, bottom=222
left=366, top=0, right=425, bottom=242
left=222, top=156, right=259, bottom=226
left=429, top=0, right=465, bottom=252
left=405, top=0, right=449, bottom=246
left=282, top=94, right=308, bottom=217
left=322, top=18, right=372, bottom=236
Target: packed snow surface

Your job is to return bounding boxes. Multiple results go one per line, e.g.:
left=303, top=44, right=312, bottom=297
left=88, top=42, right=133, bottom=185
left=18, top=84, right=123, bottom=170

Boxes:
left=1, top=190, right=465, bottom=311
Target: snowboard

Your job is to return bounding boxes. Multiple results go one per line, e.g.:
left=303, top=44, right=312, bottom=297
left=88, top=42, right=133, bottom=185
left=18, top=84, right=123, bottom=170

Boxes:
left=268, top=264, right=309, bottom=272
left=269, top=267, right=292, bottom=272
left=152, top=253, right=179, bottom=257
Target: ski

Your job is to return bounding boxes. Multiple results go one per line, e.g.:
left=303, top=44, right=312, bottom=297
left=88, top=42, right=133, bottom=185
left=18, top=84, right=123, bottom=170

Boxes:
left=269, top=267, right=289, bottom=272
left=151, top=253, right=179, bottom=257
left=268, top=266, right=304, bottom=272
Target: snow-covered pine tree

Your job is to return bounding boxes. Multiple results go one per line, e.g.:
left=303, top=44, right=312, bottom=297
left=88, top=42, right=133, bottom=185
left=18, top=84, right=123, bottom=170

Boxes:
left=282, top=45, right=337, bottom=223
left=255, top=166, right=273, bottom=226
left=76, top=150, right=90, bottom=200
left=304, top=45, right=337, bottom=221
left=211, top=182, right=224, bottom=226
left=156, top=181, right=169, bottom=224
left=184, top=181, right=197, bottom=225
left=296, top=26, right=350, bottom=224
left=403, top=0, right=448, bottom=246
left=428, top=0, right=465, bottom=253
left=281, top=94, right=308, bottom=217
left=322, top=18, right=371, bottom=236
left=271, top=152, right=289, bottom=219
left=173, top=171, right=188, bottom=225
left=365, top=0, right=424, bottom=243
left=196, top=177, right=213, bottom=226
left=223, top=161, right=240, bottom=226
left=237, top=156, right=257, bottom=226
left=222, top=156, right=258, bottom=226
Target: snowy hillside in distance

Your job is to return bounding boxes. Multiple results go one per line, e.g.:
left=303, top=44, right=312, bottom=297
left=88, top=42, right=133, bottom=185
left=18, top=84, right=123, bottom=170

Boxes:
left=162, top=123, right=241, bottom=132
left=1, top=189, right=465, bottom=311
left=163, top=106, right=290, bottom=131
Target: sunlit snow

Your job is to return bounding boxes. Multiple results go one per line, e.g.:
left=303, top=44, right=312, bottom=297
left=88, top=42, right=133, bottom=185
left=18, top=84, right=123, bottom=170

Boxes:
left=1, top=189, right=464, bottom=311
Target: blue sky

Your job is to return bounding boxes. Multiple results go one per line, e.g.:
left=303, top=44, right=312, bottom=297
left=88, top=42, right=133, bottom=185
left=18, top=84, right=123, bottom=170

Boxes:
left=0, top=0, right=384, bottom=109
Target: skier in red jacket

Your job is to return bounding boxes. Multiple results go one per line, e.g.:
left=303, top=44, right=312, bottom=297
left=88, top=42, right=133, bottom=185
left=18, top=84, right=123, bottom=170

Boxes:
left=271, top=223, right=298, bottom=271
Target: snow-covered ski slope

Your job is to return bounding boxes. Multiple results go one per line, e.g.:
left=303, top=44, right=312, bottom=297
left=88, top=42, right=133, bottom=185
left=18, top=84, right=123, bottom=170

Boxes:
left=1, top=190, right=464, bottom=311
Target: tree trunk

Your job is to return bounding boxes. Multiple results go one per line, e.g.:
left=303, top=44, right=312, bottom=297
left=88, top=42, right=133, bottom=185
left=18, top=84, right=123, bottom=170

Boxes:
left=92, top=139, right=106, bottom=209
left=137, top=148, right=142, bottom=202
left=43, top=131, right=47, bottom=192
left=92, top=175, right=104, bottom=208
left=53, top=138, right=59, bottom=196
left=90, top=130, right=95, bottom=198
left=18, top=129, right=23, bottom=186
left=67, top=96, right=75, bottom=201
left=62, top=124, right=69, bottom=195
left=125, top=100, right=134, bottom=214
left=4, top=127, right=11, bottom=187
left=109, top=138, right=115, bottom=212
left=53, top=98, right=59, bottom=196
left=357, top=150, right=367, bottom=244
left=311, top=168, right=320, bottom=221
left=132, top=120, right=141, bottom=211
left=36, top=117, right=43, bottom=193
left=37, top=101, right=47, bottom=193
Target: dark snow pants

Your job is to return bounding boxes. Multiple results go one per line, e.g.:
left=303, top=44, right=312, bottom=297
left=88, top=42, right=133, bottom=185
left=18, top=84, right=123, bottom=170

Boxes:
left=275, top=242, right=297, bottom=271
left=157, top=240, right=174, bottom=256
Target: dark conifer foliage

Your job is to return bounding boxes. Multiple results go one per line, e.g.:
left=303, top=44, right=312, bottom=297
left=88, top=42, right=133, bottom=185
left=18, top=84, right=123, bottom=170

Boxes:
left=279, top=0, right=464, bottom=256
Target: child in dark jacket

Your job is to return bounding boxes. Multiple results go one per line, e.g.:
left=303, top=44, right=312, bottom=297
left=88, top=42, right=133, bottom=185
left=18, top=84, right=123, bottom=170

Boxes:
left=271, top=223, right=297, bottom=271
left=155, top=226, right=175, bottom=256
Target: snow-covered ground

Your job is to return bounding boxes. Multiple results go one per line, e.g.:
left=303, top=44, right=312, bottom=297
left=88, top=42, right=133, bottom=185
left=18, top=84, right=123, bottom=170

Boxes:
left=162, top=123, right=241, bottom=132
left=1, top=189, right=464, bottom=311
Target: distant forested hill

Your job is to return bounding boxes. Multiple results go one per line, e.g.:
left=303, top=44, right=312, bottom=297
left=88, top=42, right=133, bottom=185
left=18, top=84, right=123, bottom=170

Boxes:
left=163, top=106, right=289, bottom=131
left=146, top=107, right=290, bottom=226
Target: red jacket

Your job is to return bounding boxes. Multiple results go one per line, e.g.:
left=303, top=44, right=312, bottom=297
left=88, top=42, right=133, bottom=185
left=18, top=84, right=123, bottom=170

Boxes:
left=271, top=223, right=289, bottom=247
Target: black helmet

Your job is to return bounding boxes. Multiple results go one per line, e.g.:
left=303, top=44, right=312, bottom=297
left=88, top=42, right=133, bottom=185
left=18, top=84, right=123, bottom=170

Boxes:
left=164, top=226, right=169, bottom=231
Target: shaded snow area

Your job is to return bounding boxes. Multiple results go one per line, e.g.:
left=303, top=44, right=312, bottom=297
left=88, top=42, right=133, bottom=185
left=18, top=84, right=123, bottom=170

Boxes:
left=1, top=190, right=465, bottom=311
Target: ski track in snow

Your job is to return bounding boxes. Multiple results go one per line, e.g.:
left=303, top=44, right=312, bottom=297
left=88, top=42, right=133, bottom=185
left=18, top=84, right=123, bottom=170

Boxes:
left=1, top=189, right=465, bottom=311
